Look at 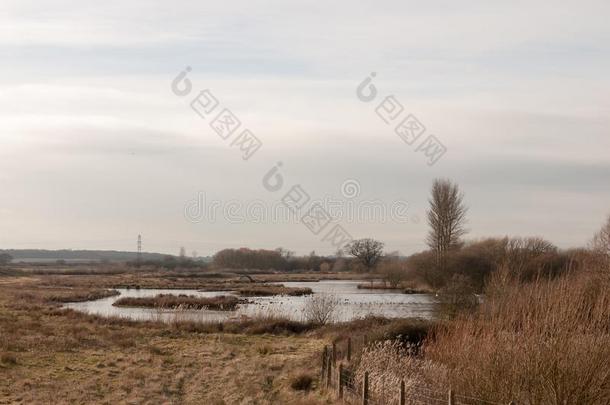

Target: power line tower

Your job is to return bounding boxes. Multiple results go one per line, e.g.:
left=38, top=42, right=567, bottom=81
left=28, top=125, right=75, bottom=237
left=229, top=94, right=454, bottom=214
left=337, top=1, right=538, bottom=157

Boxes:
left=137, top=234, right=142, bottom=266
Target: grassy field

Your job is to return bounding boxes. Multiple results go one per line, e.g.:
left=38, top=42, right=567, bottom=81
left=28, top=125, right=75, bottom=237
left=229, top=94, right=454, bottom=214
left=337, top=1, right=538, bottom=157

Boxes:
left=0, top=275, right=338, bottom=404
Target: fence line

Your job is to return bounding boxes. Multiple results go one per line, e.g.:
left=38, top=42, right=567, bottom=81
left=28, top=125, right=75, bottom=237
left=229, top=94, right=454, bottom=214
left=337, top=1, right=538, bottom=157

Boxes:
left=320, top=338, right=515, bottom=405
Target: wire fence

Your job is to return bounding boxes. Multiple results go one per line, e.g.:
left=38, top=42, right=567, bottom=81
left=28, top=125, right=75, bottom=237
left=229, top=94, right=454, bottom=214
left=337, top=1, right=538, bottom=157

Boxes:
left=320, top=338, right=516, bottom=405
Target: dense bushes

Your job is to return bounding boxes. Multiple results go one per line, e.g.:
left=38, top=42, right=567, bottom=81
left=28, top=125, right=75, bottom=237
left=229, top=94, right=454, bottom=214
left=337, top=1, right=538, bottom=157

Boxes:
left=352, top=264, right=610, bottom=404
left=427, top=267, right=610, bottom=404
left=212, top=248, right=330, bottom=271
left=406, top=237, right=575, bottom=292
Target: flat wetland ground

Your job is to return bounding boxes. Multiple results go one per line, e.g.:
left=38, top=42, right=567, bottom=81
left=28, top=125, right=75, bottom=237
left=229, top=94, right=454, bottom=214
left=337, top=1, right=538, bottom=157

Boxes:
left=0, top=266, right=367, bottom=404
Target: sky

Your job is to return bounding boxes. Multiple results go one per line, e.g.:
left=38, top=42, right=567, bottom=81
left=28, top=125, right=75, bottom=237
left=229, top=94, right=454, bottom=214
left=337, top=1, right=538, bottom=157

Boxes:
left=1, top=0, right=609, bottom=256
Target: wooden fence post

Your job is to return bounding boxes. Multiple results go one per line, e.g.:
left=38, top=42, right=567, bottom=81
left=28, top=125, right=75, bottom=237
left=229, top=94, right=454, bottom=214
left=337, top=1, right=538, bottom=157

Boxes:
left=321, top=346, right=327, bottom=382
left=338, top=363, right=344, bottom=398
left=347, top=337, right=352, bottom=362
left=326, top=352, right=332, bottom=389
left=399, top=380, right=405, bottom=405
left=448, top=389, right=455, bottom=405
left=332, top=342, right=337, bottom=364
left=362, top=371, right=369, bottom=405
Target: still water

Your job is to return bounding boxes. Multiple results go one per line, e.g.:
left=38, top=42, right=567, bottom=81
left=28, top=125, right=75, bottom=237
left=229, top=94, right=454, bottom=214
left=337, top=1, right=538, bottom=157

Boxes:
left=65, top=280, right=438, bottom=323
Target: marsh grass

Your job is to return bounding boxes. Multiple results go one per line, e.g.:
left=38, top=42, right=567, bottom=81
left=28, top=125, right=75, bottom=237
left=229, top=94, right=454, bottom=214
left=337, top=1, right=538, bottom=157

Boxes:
left=0, top=282, right=330, bottom=404
left=114, top=294, right=240, bottom=310
left=427, top=266, right=610, bottom=404
left=349, top=264, right=610, bottom=404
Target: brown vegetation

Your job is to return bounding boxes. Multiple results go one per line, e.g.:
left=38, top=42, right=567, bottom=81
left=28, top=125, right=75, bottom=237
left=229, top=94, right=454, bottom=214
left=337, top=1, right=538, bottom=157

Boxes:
left=113, top=294, right=240, bottom=310
left=290, top=373, right=314, bottom=391
left=406, top=236, right=574, bottom=291
left=427, top=266, right=610, bottom=404
left=0, top=279, right=328, bottom=404
left=350, top=260, right=610, bottom=404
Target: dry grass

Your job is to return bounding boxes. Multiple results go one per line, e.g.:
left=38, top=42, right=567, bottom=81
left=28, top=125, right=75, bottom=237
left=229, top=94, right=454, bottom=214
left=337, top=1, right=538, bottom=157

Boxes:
left=45, top=288, right=120, bottom=303
left=0, top=278, right=330, bottom=404
left=113, top=294, right=240, bottom=310
left=344, top=265, right=610, bottom=405
left=355, top=340, right=448, bottom=403
left=427, top=267, right=610, bottom=404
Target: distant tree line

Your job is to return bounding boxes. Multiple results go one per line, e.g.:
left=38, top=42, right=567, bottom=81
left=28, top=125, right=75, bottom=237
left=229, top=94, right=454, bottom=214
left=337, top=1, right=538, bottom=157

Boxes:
left=1, top=249, right=172, bottom=262
left=212, top=248, right=333, bottom=272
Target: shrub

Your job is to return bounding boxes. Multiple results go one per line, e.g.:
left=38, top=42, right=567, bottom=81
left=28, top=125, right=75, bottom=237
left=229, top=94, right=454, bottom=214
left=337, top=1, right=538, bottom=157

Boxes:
left=378, top=259, right=408, bottom=288
left=303, top=294, right=339, bottom=325
left=427, top=267, right=610, bottom=404
left=290, top=373, right=314, bottom=391
left=369, top=318, right=432, bottom=347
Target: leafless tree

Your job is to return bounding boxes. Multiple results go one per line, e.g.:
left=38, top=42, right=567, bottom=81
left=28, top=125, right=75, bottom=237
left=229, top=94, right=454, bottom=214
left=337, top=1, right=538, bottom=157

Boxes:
left=591, top=214, right=610, bottom=257
left=275, top=247, right=294, bottom=259
left=426, top=179, right=468, bottom=271
left=347, top=238, right=384, bottom=271
left=303, top=294, right=339, bottom=325
left=590, top=214, right=610, bottom=274
left=379, top=260, right=407, bottom=288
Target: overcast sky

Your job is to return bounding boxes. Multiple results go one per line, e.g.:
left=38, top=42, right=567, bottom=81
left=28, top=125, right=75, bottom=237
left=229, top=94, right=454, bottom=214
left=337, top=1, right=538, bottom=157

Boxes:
left=1, top=0, right=609, bottom=256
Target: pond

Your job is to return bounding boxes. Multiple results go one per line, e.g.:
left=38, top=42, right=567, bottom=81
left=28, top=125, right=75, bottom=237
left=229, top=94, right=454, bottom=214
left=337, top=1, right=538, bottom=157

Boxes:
left=64, top=280, right=438, bottom=323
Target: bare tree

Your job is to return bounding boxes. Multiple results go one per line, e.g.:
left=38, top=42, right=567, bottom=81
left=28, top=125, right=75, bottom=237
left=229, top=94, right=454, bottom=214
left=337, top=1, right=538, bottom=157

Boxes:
left=303, top=294, right=339, bottom=325
left=591, top=214, right=610, bottom=257
left=426, top=179, right=468, bottom=271
left=275, top=247, right=294, bottom=259
left=380, top=260, right=407, bottom=288
left=591, top=214, right=610, bottom=274
left=347, top=238, right=384, bottom=271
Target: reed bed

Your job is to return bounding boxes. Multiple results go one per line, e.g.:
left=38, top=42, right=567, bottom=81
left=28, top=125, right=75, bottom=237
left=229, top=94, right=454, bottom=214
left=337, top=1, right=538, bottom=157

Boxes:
left=353, top=265, right=610, bottom=404
left=427, top=267, right=610, bottom=404
left=113, top=294, right=240, bottom=310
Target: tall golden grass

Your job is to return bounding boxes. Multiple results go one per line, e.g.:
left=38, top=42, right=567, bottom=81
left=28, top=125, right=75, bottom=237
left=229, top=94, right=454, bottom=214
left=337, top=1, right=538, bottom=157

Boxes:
left=427, top=265, right=610, bottom=404
left=355, top=340, right=448, bottom=404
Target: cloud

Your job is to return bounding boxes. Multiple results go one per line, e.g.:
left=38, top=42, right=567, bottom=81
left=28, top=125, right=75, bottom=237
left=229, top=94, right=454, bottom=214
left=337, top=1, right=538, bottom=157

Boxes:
left=0, top=0, right=609, bottom=254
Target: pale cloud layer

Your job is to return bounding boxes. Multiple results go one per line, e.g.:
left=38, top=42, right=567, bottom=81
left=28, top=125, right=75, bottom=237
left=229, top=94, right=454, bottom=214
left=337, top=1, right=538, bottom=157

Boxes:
left=1, top=1, right=609, bottom=255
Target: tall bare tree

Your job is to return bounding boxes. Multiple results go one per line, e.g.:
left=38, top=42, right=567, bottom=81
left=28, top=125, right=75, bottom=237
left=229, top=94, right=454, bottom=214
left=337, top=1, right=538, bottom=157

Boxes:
left=426, top=179, right=468, bottom=270
left=347, top=238, right=384, bottom=271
